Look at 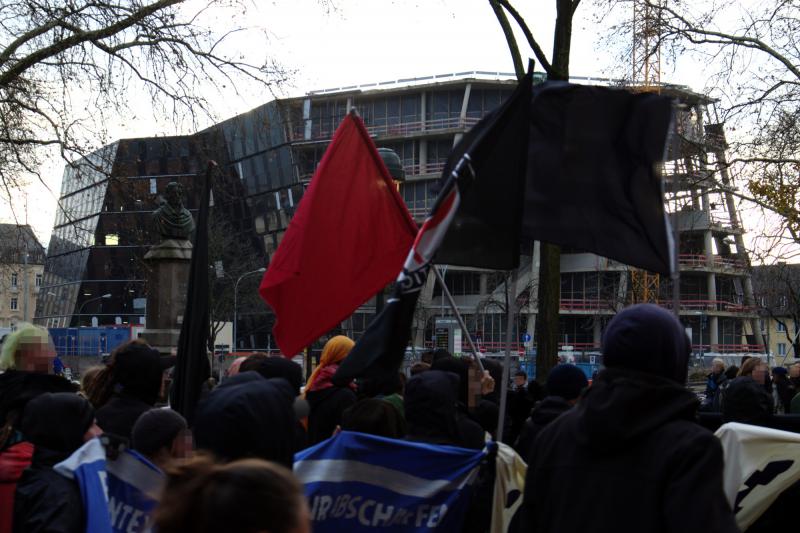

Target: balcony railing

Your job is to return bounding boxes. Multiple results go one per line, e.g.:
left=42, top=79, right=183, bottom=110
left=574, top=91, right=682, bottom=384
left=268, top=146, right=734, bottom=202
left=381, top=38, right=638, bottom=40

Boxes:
left=290, top=116, right=481, bottom=142
left=678, top=254, right=747, bottom=270
left=560, top=299, right=610, bottom=311
left=692, top=344, right=766, bottom=353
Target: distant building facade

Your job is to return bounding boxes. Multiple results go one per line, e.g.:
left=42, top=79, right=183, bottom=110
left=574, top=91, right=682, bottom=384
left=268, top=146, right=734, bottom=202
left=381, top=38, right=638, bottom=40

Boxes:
left=752, top=264, right=800, bottom=361
left=0, top=224, right=46, bottom=328
left=36, top=71, right=766, bottom=358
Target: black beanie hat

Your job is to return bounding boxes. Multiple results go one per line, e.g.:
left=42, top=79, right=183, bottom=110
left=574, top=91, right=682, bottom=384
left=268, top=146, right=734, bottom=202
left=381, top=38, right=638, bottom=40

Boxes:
left=131, top=408, right=188, bottom=456
left=22, top=392, right=94, bottom=454
left=546, top=364, right=589, bottom=400
left=602, top=304, right=691, bottom=384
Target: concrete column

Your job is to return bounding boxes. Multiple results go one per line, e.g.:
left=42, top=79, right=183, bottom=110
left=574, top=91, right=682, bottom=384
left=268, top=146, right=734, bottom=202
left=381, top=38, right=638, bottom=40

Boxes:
left=709, top=316, right=719, bottom=350
left=593, top=317, right=602, bottom=348
left=419, top=139, right=427, bottom=175
left=479, top=273, right=488, bottom=296
left=527, top=241, right=541, bottom=343
left=420, top=91, right=426, bottom=130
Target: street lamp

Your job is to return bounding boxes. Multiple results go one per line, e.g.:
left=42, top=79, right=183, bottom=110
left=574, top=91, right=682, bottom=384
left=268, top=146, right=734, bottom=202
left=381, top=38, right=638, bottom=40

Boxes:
left=233, top=268, right=266, bottom=351
left=77, top=293, right=112, bottom=325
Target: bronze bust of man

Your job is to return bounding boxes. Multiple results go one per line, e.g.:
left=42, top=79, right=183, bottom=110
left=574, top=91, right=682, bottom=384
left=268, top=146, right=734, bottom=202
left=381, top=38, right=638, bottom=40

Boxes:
left=153, top=182, right=194, bottom=241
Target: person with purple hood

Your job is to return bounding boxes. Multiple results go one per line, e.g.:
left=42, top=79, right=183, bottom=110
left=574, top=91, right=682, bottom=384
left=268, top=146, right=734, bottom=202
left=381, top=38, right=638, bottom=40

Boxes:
left=520, top=304, right=737, bottom=533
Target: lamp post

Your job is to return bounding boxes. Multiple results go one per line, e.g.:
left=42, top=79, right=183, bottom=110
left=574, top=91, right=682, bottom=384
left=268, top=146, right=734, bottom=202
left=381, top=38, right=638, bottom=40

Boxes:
left=77, top=293, right=112, bottom=326
left=233, top=268, right=266, bottom=351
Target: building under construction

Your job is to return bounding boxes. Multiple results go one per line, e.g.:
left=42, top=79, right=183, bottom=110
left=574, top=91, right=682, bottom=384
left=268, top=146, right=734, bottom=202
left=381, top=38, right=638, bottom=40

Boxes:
left=36, top=71, right=767, bottom=359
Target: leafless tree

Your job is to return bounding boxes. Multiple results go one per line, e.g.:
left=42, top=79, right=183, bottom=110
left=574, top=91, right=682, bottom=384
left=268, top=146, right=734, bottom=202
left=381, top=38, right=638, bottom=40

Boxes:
left=0, top=0, right=287, bottom=222
left=596, top=0, right=800, bottom=259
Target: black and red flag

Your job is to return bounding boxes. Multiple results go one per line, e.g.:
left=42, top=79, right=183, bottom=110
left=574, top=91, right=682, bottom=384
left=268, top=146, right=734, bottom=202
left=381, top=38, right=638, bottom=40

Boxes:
left=333, top=71, right=534, bottom=384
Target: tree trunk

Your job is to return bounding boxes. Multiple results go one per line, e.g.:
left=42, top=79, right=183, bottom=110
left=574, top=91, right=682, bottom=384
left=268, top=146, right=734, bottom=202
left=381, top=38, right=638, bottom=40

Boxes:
left=535, top=0, right=574, bottom=383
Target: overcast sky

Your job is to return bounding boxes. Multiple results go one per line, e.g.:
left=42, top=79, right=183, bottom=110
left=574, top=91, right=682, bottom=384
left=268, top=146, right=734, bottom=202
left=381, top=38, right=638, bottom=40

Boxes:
left=1, top=0, right=711, bottom=245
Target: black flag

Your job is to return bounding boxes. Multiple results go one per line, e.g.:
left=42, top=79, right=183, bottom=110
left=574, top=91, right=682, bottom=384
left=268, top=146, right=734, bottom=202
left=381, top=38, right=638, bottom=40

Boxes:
left=522, top=82, right=674, bottom=274
left=170, top=162, right=213, bottom=425
left=333, top=73, right=534, bottom=384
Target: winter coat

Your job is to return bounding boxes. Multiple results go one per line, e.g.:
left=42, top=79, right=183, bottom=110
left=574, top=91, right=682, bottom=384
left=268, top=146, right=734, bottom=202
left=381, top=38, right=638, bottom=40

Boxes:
left=0, top=441, right=32, bottom=533
left=520, top=368, right=738, bottom=533
left=12, top=447, right=84, bottom=533
left=95, top=394, right=153, bottom=442
left=513, top=396, right=572, bottom=462
left=404, top=370, right=485, bottom=450
left=306, top=385, right=357, bottom=446
left=194, top=372, right=299, bottom=466
left=12, top=393, right=93, bottom=533
left=0, top=371, right=76, bottom=445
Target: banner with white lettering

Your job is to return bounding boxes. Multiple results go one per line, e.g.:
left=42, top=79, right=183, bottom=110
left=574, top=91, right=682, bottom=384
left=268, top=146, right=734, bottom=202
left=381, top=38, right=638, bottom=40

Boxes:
left=715, top=422, right=800, bottom=530
left=294, top=431, right=487, bottom=532
left=55, top=437, right=164, bottom=533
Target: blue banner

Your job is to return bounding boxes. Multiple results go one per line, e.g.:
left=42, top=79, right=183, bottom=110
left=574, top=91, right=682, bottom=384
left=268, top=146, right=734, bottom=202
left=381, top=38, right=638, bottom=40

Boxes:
left=294, top=431, right=487, bottom=532
left=55, top=438, right=164, bottom=533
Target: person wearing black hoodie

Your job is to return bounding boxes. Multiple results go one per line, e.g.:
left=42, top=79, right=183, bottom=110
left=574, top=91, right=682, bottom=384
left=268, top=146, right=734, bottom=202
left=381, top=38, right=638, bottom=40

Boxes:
left=520, top=304, right=737, bottom=533
left=13, top=393, right=100, bottom=533
left=93, top=341, right=175, bottom=441
left=193, top=373, right=299, bottom=468
left=404, top=370, right=485, bottom=450
left=514, top=364, right=588, bottom=462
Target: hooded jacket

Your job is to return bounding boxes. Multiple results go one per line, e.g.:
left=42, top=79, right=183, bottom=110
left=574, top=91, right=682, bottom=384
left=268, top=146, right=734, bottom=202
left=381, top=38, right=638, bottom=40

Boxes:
left=520, top=304, right=737, bottom=533
left=193, top=373, right=298, bottom=467
left=513, top=396, right=572, bottom=461
left=404, top=370, right=485, bottom=450
left=521, top=369, right=737, bottom=533
left=13, top=393, right=93, bottom=533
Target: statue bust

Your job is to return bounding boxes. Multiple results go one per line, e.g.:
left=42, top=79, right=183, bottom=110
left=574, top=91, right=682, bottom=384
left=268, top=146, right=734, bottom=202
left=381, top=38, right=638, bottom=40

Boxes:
left=153, top=182, right=194, bottom=241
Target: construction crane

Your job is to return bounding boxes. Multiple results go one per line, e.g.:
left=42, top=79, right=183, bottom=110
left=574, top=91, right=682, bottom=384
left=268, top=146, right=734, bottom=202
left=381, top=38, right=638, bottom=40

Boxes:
left=629, top=0, right=665, bottom=304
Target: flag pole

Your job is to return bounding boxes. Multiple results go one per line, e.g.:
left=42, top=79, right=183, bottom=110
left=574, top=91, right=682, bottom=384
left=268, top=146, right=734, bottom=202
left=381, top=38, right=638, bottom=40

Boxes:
left=496, top=269, right=517, bottom=441
left=432, top=265, right=484, bottom=372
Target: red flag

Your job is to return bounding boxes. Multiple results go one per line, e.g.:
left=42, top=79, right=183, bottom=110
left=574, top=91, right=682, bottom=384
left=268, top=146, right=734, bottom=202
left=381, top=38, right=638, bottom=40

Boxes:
left=259, top=112, right=418, bottom=356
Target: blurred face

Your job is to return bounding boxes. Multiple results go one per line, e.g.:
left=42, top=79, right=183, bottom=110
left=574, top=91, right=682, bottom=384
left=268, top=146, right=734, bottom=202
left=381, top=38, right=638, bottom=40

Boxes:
left=18, top=339, right=56, bottom=373
left=790, top=364, right=800, bottom=378
left=712, top=362, right=725, bottom=374
left=513, top=375, right=526, bottom=388
left=170, top=429, right=193, bottom=460
left=752, top=364, right=768, bottom=385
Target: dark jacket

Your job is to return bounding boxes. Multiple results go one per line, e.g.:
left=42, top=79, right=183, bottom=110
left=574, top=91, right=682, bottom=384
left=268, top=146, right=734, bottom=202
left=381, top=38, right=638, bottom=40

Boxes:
left=194, top=373, right=299, bottom=467
left=13, top=448, right=83, bottom=533
left=521, top=368, right=738, bottom=533
left=13, top=393, right=93, bottom=533
left=0, top=371, right=76, bottom=448
left=514, top=396, right=571, bottom=462
left=306, top=386, right=357, bottom=446
left=95, top=394, right=153, bottom=441
left=404, top=370, right=485, bottom=450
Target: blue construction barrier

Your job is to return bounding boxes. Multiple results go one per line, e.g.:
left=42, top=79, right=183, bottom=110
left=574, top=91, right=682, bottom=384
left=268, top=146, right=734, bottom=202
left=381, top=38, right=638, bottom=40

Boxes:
left=50, top=326, right=133, bottom=357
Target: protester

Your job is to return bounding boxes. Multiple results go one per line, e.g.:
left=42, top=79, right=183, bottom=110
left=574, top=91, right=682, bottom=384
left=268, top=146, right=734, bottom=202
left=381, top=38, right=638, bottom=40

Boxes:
left=91, top=341, right=175, bottom=441
left=771, top=367, right=794, bottom=414
left=225, top=355, right=249, bottom=379
left=724, top=364, right=739, bottom=381
left=507, top=369, right=534, bottom=445
left=77, top=366, right=104, bottom=400
left=789, top=362, right=800, bottom=388
left=193, top=373, right=299, bottom=467
left=515, top=364, right=587, bottom=461
left=702, top=357, right=728, bottom=411
left=521, top=304, right=738, bottom=532
left=404, top=370, right=485, bottom=449
left=0, top=325, right=75, bottom=533
left=340, top=398, right=406, bottom=438
left=357, top=371, right=405, bottom=416
left=431, top=356, right=496, bottom=437
left=243, top=354, right=304, bottom=396
left=13, top=393, right=101, bottom=533
left=409, top=361, right=431, bottom=376
left=154, top=455, right=310, bottom=533
left=722, top=376, right=774, bottom=425
left=305, top=336, right=357, bottom=445
left=131, top=409, right=191, bottom=471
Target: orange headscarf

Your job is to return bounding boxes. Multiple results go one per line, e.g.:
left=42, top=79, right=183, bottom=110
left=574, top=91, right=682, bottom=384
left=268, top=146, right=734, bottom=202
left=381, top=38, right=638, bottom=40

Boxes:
left=305, top=335, right=355, bottom=391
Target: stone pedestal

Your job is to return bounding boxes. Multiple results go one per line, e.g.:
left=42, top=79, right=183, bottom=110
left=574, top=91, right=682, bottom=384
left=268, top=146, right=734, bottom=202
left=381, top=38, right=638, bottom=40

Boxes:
left=140, top=239, right=192, bottom=354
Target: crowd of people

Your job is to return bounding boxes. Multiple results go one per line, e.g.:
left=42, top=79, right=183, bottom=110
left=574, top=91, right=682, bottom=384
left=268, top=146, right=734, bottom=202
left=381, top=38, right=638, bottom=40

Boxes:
left=0, top=303, right=798, bottom=532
